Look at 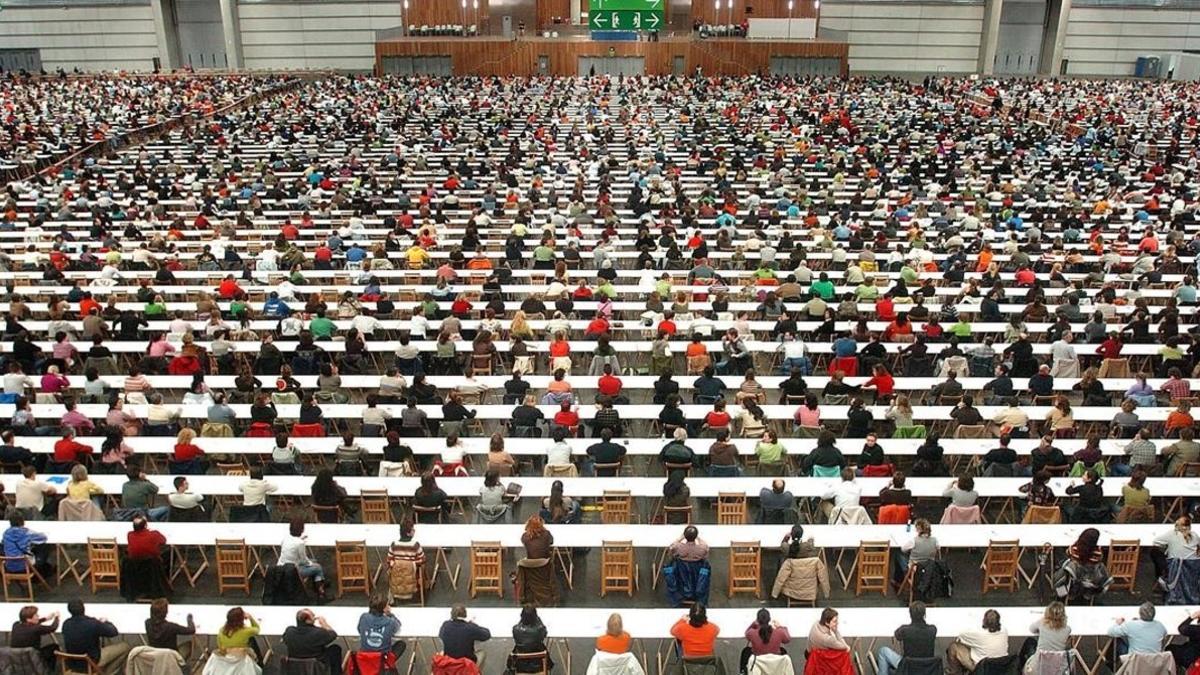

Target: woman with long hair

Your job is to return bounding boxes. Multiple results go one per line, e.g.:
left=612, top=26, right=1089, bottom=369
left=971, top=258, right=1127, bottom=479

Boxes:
left=510, top=604, right=553, bottom=673
left=808, top=608, right=850, bottom=651
left=663, top=470, right=691, bottom=524
left=216, top=607, right=262, bottom=663
left=541, top=479, right=577, bottom=524
left=520, top=515, right=554, bottom=560
left=740, top=607, right=790, bottom=672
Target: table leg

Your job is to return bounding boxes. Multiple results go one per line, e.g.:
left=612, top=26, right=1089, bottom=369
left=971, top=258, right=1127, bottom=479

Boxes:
left=428, top=547, right=460, bottom=591
left=553, top=547, right=574, bottom=590
left=651, top=546, right=670, bottom=590
left=833, top=547, right=856, bottom=590
left=169, top=544, right=211, bottom=587
left=55, top=543, right=86, bottom=586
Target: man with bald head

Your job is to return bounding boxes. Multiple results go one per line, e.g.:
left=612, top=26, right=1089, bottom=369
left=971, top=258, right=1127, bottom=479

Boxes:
left=282, top=608, right=340, bottom=674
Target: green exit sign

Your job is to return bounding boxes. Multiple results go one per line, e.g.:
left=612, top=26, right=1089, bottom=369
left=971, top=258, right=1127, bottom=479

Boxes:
left=588, top=0, right=663, bottom=30
left=589, top=9, right=662, bottom=30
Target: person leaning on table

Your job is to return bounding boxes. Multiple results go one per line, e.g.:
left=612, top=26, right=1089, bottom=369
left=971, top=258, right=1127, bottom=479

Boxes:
left=946, top=609, right=1008, bottom=675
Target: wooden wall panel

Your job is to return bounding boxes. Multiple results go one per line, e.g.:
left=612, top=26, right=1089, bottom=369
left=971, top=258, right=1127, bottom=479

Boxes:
left=536, top=0, right=573, bottom=28
left=409, top=0, right=490, bottom=27
left=376, top=37, right=847, bottom=76
left=691, top=0, right=819, bottom=25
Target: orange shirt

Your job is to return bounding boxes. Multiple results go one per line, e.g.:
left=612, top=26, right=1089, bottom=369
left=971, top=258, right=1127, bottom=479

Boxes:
left=549, top=341, right=570, bottom=358
left=596, top=632, right=632, bottom=654
left=670, top=619, right=719, bottom=658
left=1165, top=411, right=1193, bottom=431
left=686, top=343, right=708, bottom=358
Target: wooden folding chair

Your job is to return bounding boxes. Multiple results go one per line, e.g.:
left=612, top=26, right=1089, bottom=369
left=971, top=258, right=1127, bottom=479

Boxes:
left=600, top=490, right=636, bottom=524
left=661, top=504, right=693, bottom=525
left=86, top=538, right=120, bottom=593
left=1106, top=539, right=1141, bottom=593
left=56, top=651, right=101, bottom=675
left=216, top=539, right=253, bottom=596
left=727, top=541, right=761, bottom=598
left=469, top=541, right=503, bottom=598
left=716, top=492, right=747, bottom=525
left=0, top=556, right=49, bottom=601
left=601, top=541, right=638, bottom=597
left=981, top=540, right=1021, bottom=593
left=360, top=489, right=393, bottom=524
left=335, top=540, right=370, bottom=598
left=854, top=541, right=890, bottom=596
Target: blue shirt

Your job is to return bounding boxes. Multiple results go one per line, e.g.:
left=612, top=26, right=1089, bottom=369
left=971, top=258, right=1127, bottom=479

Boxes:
left=263, top=298, right=290, bottom=317
left=1107, top=619, right=1166, bottom=654
left=3, top=526, right=46, bottom=572
left=834, top=337, right=858, bottom=357
left=346, top=247, right=367, bottom=262
left=357, top=612, right=401, bottom=652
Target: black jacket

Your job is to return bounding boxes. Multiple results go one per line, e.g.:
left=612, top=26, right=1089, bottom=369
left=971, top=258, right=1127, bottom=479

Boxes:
left=438, top=619, right=491, bottom=661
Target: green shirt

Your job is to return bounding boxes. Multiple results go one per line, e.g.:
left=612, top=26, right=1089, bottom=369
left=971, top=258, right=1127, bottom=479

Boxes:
left=144, top=303, right=166, bottom=317
left=217, top=618, right=259, bottom=650
left=230, top=300, right=248, bottom=318
left=755, top=441, right=785, bottom=463
left=810, top=280, right=835, bottom=300
left=949, top=321, right=972, bottom=337
left=533, top=246, right=555, bottom=262
left=309, top=317, right=336, bottom=338
left=854, top=284, right=878, bottom=300
left=596, top=283, right=617, bottom=299
left=900, top=266, right=918, bottom=284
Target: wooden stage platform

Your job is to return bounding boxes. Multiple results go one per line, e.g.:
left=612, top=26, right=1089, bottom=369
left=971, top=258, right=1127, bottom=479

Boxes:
left=374, top=35, right=848, bottom=77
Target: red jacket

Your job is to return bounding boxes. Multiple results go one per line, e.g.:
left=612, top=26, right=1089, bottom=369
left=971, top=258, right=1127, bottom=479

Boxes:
left=803, top=649, right=854, bottom=675
left=53, top=438, right=93, bottom=463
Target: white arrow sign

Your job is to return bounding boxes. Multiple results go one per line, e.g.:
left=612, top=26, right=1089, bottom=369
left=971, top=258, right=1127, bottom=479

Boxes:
left=647, top=0, right=662, bottom=7
left=593, top=13, right=607, bottom=26
left=646, top=12, right=660, bottom=27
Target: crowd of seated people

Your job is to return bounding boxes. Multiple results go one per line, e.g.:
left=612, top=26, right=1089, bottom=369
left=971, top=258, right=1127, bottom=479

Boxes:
left=0, top=71, right=1198, bottom=673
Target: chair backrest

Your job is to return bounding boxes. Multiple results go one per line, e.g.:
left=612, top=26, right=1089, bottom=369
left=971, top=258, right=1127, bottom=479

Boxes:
left=895, top=656, right=943, bottom=675
left=360, top=490, right=392, bottom=524
left=600, top=541, right=636, bottom=598
left=335, top=540, right=369, bottom=598
left=811, top=464, right=841, bottom=478
left=215, top=539, right=250, bottom=595
left=973, top=653, right=1018, bottom=675
left=56, top=650, right=100, bottom=675
left=954, top=424, right=988, bottom=438
left=601, top=490, right=634, bottom=524
left=982, top=540, right=1020, bottom=593
left=727, top=541, right=761, bottom=598
left=855, top=541, right=890, bottom=596
left=469, top=541, right=503, bottom=598
left=1107, top=539, right=1141, bottom=593
left=939, top=504, right=981, bottom=525
left=86, top=538, right=120, bottom=593
left=877, top=504, right=911, bottom=525
left=716, top=493, right=746, bottom=525
left=1022, top=505, right=1062, bottom=524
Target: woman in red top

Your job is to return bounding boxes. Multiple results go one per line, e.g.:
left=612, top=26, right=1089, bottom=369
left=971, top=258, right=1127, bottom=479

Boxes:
left=171, top=427, right=206, bottom=470
left=861, top=364, right=895, bottom=404
left=552, top=402, right=580, bottom=431
left=450, top=294, right=472, bottom=318
left=702, top=400, right=732, bottom=433
left=882, top=314, right=913, bottom=341
left=549, top=334, right=570, bottom=359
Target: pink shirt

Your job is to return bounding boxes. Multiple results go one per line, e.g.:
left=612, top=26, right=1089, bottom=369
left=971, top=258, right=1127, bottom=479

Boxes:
left=795, top=406, right=821, bottom=427
left=148, top=340, right=175, bottom=358
left=40, top=373, right=68, bottom=393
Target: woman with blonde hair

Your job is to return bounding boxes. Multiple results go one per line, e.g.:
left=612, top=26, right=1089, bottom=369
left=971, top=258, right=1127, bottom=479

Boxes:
left=886, top=394, right=914, bottom=429
left=172, top=427, right=207, bottom=474
left=509, top=310, right=534, bottom=340
left=67, top=463, right=103, bottom=508
left=1029, top=601, right=1071, bottom=655
left=596, top=613, right=631, bottom=654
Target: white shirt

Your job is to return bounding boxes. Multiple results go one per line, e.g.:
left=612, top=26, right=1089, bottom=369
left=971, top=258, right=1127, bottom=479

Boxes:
left=822, top=481, right=861, bottom=509
left=239, top=479, right=278, bottom=506
left=1050, top=340, right=1076, bottom=363
left=351, top=314, right=381, bottom=335
left=167, top=491, right=205, bottom=510
left=442, top=443, right=465, bottom=465
left=15, top=478, right=50, bottom=509
left=278, top=534, right=312, bottom=567
left=3, top=373, right=32, bottom=395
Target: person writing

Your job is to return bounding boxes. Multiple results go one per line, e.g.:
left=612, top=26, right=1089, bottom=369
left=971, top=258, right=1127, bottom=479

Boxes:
left=670, top=603, right=719, bottom=659
left=740, top=608, right=790, bottom=673
left=876, top=602, right=937, bottom=675
left=438, top=604, right=492, bottom=662
left=285, top=609, right=341, bottom=675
